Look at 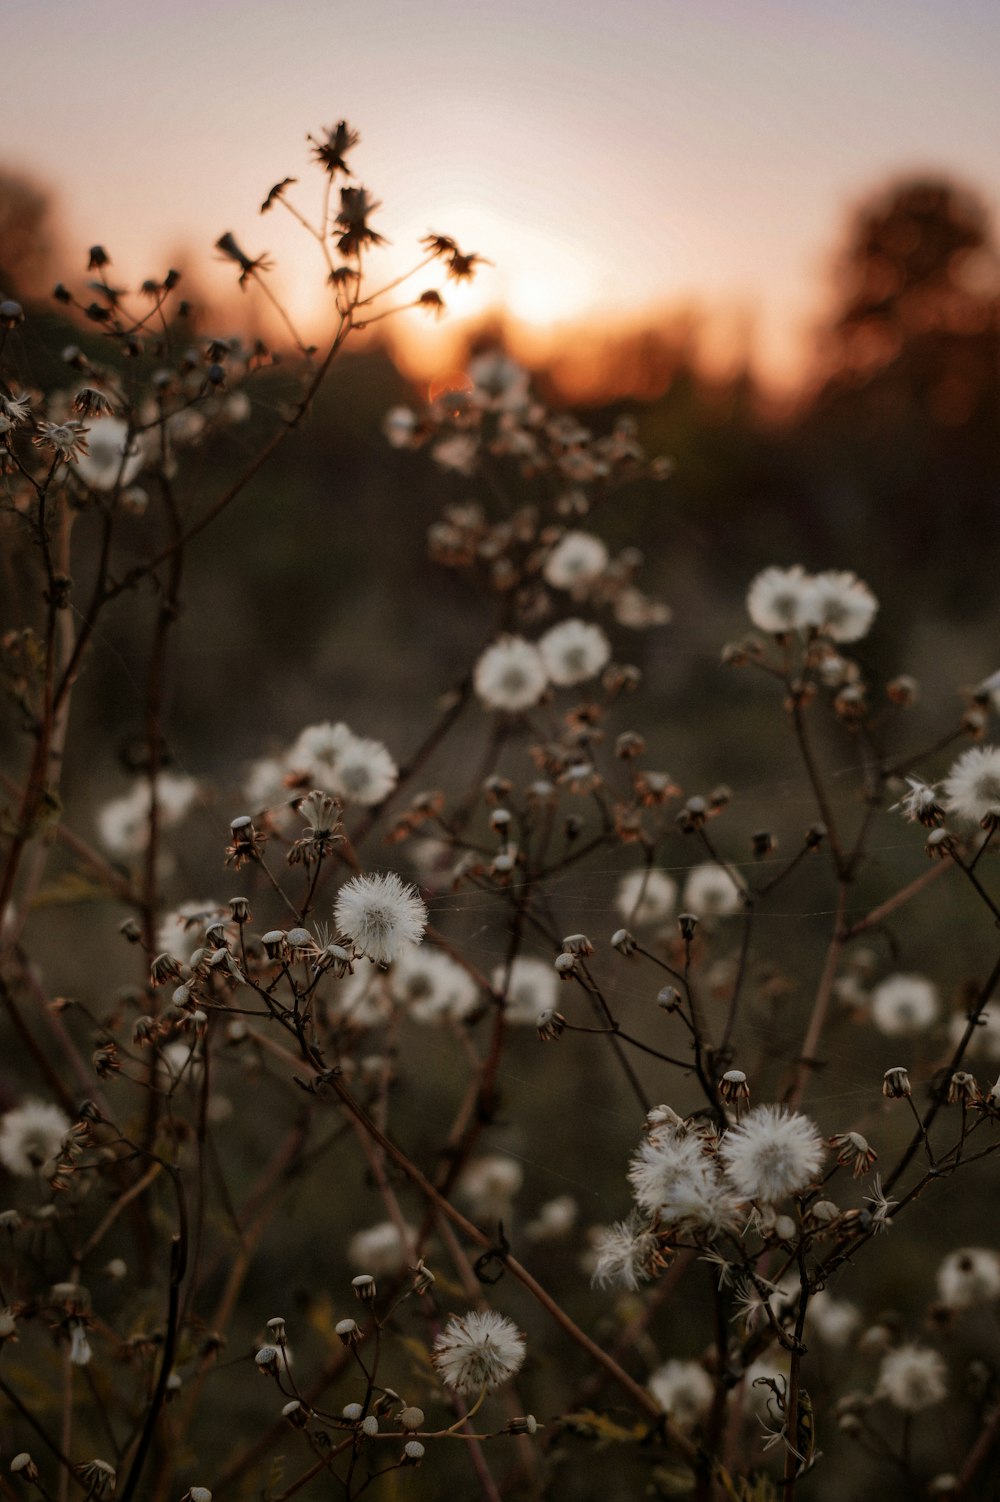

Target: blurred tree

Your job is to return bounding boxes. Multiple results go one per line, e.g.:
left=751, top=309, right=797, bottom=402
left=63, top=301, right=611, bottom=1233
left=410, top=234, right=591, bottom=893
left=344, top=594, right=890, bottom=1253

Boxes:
left=0, top=168, right=55, bottom=296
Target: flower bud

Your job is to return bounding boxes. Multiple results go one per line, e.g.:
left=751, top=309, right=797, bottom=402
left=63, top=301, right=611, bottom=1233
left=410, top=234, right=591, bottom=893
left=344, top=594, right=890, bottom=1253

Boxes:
left=536, top=1009, right=566, bottom=1042
left=336, top=1318, right=361, bottom=1346
left=677, top=913, right=698, bottom=941
left=352, top=1274, right=376, bottom=1304
left=611, top=928, right=636, bottom=956
left=882, top=1066, right=911, bottom=1099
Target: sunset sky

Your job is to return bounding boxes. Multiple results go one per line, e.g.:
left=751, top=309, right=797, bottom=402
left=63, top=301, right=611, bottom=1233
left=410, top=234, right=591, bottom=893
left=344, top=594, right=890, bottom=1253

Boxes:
left=7, top=0, right=1000, bottom=387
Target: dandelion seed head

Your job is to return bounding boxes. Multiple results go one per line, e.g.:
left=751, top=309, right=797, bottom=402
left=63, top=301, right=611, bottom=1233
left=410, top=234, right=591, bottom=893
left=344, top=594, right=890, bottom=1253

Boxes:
left=543, top=531, right=609, bottom=592
left=432, top=1310, right=526, bottom=1394
left=615, top=867, right=677, bottom=928
left=943, top=745, right=1000, bottom=826
left=876, top=1344, right=947, bottom=1412
left=745, top=566, right=813, bottom=634
left=804, top=570, right=878, bottom=642
left=681, top=863, right=742, bottom=920
left=870, top=974, right=939, bottom=1036
left=334, top=872, right=427, bottom=966
left=936, top=1247, right=1000, bottom=1310
left=720, top=1105, right=824, bottom=1203
left=474, top=636, right=548, bottom=712
left=538, top=619, right=611, bottom=686
left=0, top=1101, right=71, bottom=1177
left=649, top=1360, right=714, bottom=1429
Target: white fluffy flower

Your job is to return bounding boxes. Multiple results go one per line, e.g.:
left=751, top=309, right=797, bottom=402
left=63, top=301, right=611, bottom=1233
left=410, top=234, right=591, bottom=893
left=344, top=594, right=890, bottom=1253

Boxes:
left=876, top=1344, right=947, bottom=1412
left=347, top=1221, right=415, bottom=1276
left=538, top=619, right=611, bottom=686
left=630, top=1126, right=742, bottom=1236
left=459, top=1155, right=523, bottom=1222
left=616, top=868, right=677, bottom=928
left=720, top=1106, right=824, bottom=1203
left=328, top=967, right=393, bottom=1029
left=391, top=947, right=479, bottom=1023
left=75, top=417, right=145, bottom=490
left=590, top=1211, right=661, bottom=1290
left=936, top=1247, right=1000, bottom=1310
left=328, top=735, right=398, bottom=807
left=473, top=636, right=548, bottom=712
left=950, top=1007, right=1000, bottom=1063
left=870, top=974, right=939, bottom=1036
left=491, top=956, right=558, bottom=1023
left=745, top=566, right=812, bottom=634
left=288, top=721, right=354, bottom=784
left=156, top=901, right=225, bottom=959
left=525, top=1194, right=577, bottom=1241
left=806, top=1289, right=861, bottom=1348
left=804, top=570, right=878, bottom=642
left=432, top=1310, right=526, bottom=1394
left=469, top=351, right=530, bottom=410
left=543, top=531, right=609, bottom=592
left=0, top=1100, right=71, bottom=1175
left=649, top=1360, right=714, bottom=1429
left=334, top=872, right=427, bottom=966
left=681, top=863, right=742, bottom=920
left=943, top=745, right=1000, bottom=826
left=96, top=772, right=199, bottom=856
left=243, top=756, right=291, bottom=812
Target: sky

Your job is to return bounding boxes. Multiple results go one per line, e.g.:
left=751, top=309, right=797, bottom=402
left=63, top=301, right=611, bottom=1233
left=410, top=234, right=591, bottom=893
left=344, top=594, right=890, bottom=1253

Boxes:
left=6, top=0, right=1000, bottom=388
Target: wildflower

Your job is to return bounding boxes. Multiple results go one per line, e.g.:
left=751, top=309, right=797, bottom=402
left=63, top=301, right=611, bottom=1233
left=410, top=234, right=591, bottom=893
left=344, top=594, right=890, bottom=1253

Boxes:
left=383, top=406, right=418, bottom=448
left=33, top=420, right=90, bottom=462
left=628, top=1129, right=713, bottom=1218
left=72, top=387, right=115, bottom=419
left=308, top=119, right=359, bottom=175
left=720, top=1105, right=824, bottom=1203
left=615, top=867, right=677, bottom=928
left=335, top=186, right=385, bottom=256
left=720, top=1069, right=750, bottom=1104
left=870, top=974, right=938, bottom=1036
left=937, top=1247, right=1000, bottom=1310
left=493, top=954, right=560, bottom=1023
left=469, top=351, right=530, bottom=410
left=74, top=1462, right=117, bottom=1498
left=473, top=636, right=548, bottom=712
left=589, top=1212, right=662, bottom=1289
left=745, top=566, right=812, bottom=634
left=649, top=1360, right=714, bottom=1430
left=876, top=1344, right=947, bottom=1412
left=882, top=1066, right=911, bottom=1098
left=328, top=734, right=398, bottom=806
left=892, top=777, right=944, bottom=826
left=946, top=1071, right=981, bottom=1105
left=525, top=1195, right=577, bottom=1241
left=0, top=391, right=31, bottom=425
left=288, top=720, right=354, bottom=784
left=538, top=619, right=611, bottom=687
left=432, top=1310, right=526, bottom=1394
left=334, top=872, right=427, bottom=966
left=390, top=946, right=478, bottom=1023
left=806, top=1289, right=861, bottom=1348
left=681, top=863, right=742, bottom=920
left=543, top=531, right=609, bottom=592
left=0, top=1101, right=72, bottom=1176
left=74, top=417, right=144, bottom=489
left=459, top=1155, right=523, bottom=1222
left=97, top=772, right=198, bottom=857
left=830, top=1131, right=877, bottom=1178
left=863, top=1174, right=897, bottom=1230
left=943, top=744, right=1000, bottom=826
left=803, top=570, right=878, bottom=642
left=347, top=1222, right=415, bottom=1277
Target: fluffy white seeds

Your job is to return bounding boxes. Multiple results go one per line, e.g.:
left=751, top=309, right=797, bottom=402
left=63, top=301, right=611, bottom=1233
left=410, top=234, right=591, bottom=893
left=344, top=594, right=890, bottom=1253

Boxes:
left=347, top=1221, right=416, bottom=1276
left=543, top=531, right=609, bottom=592
left=681, top=863, right=743, bottom=920
left=943, top=745, right=1000, bottom=826
left=648, top=1360, right=714, bottom=1429
left=432, top=1310, right=526, bottom=1394
left=870, top=974, right=939, bottom=1036
left=590, top=1212, right=661, bottom=1290
left=459, top=1155, right=524, bottom=1222
left=390, top=947, right=479, bottom=1023
left=473, top=636, right=548, bottom=712
left=875, top=1344, right=947, bottom=1412
left=334, top=872, right=427, bottom=966
left=75, top=417, right=145, bottom=490
left=804, top=570, right=878, bottom=642
left=615, top=867, right=677, bottom=928
left=720, top=1105, right=824, bottom=1203
left=538, top=619, right=611, bottom=687
left=97, top=772, right=199, bottom=856
left=491, top=956, right=558, bottom=1023
left=328, top=735, right=398, bottom=807
left=936, top=1247, right=1000, bottom=1310
left=0, top=1101, right=71, bottom=1176
left=288, top=721, right=354, bottom=783
left=745, top=566, right=813, bottom=634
